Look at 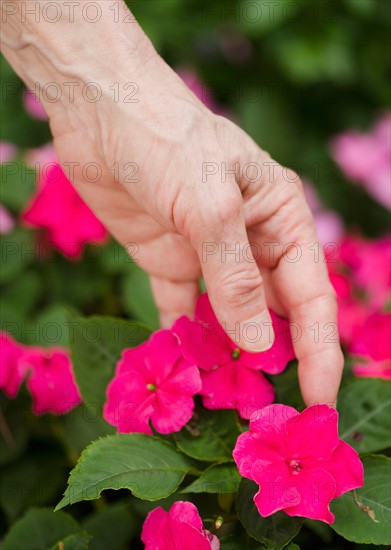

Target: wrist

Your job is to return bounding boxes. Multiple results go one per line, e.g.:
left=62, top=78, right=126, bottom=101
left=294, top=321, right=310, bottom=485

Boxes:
left=1, top=0, right=156, bottom=121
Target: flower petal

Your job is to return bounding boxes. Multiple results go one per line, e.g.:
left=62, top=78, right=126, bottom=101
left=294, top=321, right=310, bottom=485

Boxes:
left=173, top=316, right=231, bottom=370
left=286, top=404, right=340, bottom=460
left=320, top=440, right=364, bottom=497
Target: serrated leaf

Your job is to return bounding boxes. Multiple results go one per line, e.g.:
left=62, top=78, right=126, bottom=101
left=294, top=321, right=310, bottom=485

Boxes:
left=56, top=434, right=192, bottom=510
left=338, top=379, right=391, bottom=453
left=174, top=409, right=241, bottom=462
left=182, top=464, right=241, bottom=494
left=69, top=315, right=151, bottom=407
left=2, top=508, right=81, bottom=550
left=236, top=479, right=303, bottom=550
left=330, top=455, right=391, bottom=545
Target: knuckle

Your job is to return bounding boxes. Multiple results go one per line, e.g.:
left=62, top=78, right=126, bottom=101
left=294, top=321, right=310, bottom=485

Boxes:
left=215, top=195, right=242, bottom=225
left=220, top=267, right=264, bottom=306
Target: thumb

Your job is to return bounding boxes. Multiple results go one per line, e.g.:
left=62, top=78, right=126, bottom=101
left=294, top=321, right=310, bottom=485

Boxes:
left=191, top=189, right=274, bottom=352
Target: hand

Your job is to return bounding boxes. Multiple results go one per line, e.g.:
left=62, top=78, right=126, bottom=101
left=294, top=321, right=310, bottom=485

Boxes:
left=1, top=1, right=343, bottom=406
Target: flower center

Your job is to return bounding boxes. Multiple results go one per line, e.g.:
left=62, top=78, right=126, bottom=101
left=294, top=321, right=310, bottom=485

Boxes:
left=232, top=348, right=240, bottom=360
left=289, top=459, right=301, bottom=475
left=146, top=383, right=156, bottom=391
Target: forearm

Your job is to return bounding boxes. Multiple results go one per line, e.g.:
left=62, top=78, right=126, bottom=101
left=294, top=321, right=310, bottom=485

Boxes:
left=0, top=0, right=155, bottom=120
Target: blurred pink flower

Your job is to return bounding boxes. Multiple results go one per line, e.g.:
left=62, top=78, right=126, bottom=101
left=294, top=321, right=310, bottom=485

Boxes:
left=351, top=313, right=391, bottom=380
left=177, top=69, right=231, bottom=119
left=340, top=234, right=391, bottom=309
left=331, top=113, right=391, bottom=210
left=233, top=404, right=364, bottom=524
left=173, top=294, right=295, bottom=419
left=23, top=90, right=48, bottom=120
left=141, top=501, right=220, bottom=550
left=19, top=347, right=81, bottom=415
left=0, top=205, right=15, bottom=234
left=25, top=143, right=56, bottom=170
left=103, top=330, right=201, bottom=435
left=22, top=163, right=107, bottom=259
left=304, top=182, right=344, bottom=245
left=0, top=332, right=26, bottom=398
left=0, top=142, right=17, bottom=164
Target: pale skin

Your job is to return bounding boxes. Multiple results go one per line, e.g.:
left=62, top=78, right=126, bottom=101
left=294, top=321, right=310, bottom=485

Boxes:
left=1, top=1, right=343, bottom=406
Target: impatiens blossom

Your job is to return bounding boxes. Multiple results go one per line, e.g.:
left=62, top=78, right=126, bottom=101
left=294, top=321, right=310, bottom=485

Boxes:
left=19, top=348, right=81, bottom=415
left=351, top=313, right=391, bottom=380
left=22, top=163, right=107, bottom=259
left=23, top=90, right=48, bottom=120
left=141, top=501, right=220, bottom=550
left=339, top=234, right=391, bottom=309
left=173, top=294, right=295, bottom=419
left=0, top=142, right=17, bottom=164
left=0, top=204, right=15, bottom=234
left=331, top=113, right=391, bottom=210
left=304, top=182, right=344, bottom=245
left=103, top=330, right=201, bottom=435
left=0, top=332, right=26, bottom=398
left=233, top=404, right=364, bottom=524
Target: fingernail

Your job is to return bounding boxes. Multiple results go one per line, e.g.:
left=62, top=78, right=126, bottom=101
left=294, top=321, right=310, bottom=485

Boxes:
left=240, top=310, right=275, bottom=352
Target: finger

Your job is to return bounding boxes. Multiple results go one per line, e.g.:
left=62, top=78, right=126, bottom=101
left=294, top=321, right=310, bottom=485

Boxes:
left=150, top=276, right=200, bottom=328
left=249, top=170, right=343, bottom=406
left=189, top=180, right=274, bottom=352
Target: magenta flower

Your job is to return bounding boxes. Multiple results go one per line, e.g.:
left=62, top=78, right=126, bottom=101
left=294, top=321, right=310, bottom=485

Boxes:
left=19, top=348, right=81, bottom=415
left=0, top=142, right=17, bottom=164
left=233, top=404, right=364, bottom=524
left=351, top=313, right=391, bottom=380
left=330, top=113, right=391, bottom=211
left=22, top=163, right=107, bottom=259
left=0, top=332, right=26, bottom=398
left=103, top=330, right=202, bottom=435
left=23, top=90, right=48, bottom=120
left=340, top=234, right=391, bottom=309
left=0, top=204, right=15, bottom=234
left=141, top=501, right=220, bottom=550
left=173, top=294, right=295, bottom=419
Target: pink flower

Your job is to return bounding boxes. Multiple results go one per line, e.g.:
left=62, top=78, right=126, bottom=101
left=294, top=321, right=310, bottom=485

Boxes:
left=0, top=142, right=17, bottom=164
left=19, top=348, right=81, bottom=415
left=304, top=182, right=344, bottom=245
left=173, top=294, right=295, bottom=419
left=233, top=404, right=364, bottom=524
left=177, top=69, right=230, bottom=119
left=23, top=90, right=48, bottom=120
left=141, top=501, right=220, bottom=550
left=0, top=332, right=26, bottom=398
left=103, top=330, right=202, bottom=435
left=351, top=313, right=391, bottom=380
left=340, top=235, right=391, bottom=309
left=0, top=204, right=15, bottom=234
left=330, top=113, right=391, bottom=210
left=22, top=163, right=107, bottom=259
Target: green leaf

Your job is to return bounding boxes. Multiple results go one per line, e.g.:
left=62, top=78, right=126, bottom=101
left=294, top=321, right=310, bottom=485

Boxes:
left=174, top=409, right=241, bottom=462
left=2, top=508, right=81, bottom=550
left=69, top=315, right=151, bottom=407
left=338, top=379, right=391, bottom=453
left=273, top=362, right=305, bottom=410
left=56, top=434, right=192, bottom=510
left=330, top=455, right=391, bottom=545
left=49, top=533, right=92, bottom=550
left=0, top=161, right=36, bottom=211
left=121, top=266, right=159, bottom=329
left=82, top=502, right=136, bottom=550
left=0, top=228, right=34, bottom=284
left=236, top=479, right=303, bottom=550
left=182, top=464, right=241, bottom=493
left=0, top=450, right=66, bottom=521
left=0, top=391, right=30, bottom=466
left=57, top=404, right=115, bottom=459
